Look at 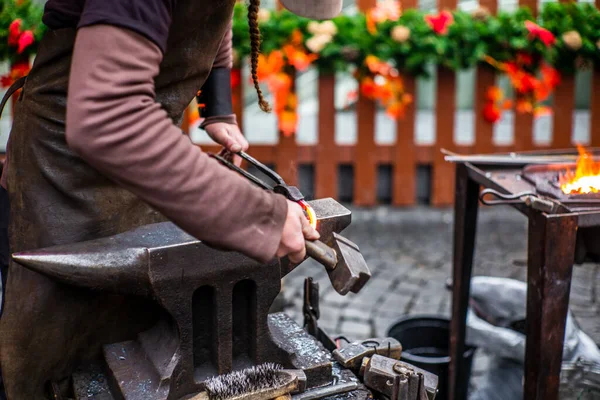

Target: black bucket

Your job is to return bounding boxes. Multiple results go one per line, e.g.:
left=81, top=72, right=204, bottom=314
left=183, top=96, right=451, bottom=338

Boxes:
left=387, top=315, right=476, bottom=400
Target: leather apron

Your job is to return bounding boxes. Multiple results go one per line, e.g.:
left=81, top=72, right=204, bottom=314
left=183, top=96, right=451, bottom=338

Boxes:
left=0, top=0, right=235, bottom=398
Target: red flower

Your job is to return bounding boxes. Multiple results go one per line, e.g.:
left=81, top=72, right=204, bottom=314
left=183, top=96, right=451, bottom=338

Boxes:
left=230, top=69, right=241, bottom=89
left=540, top=64, right=560, bottom=87
left=8, top=19, right=22, bottom=46
left=17, top=30, right=34, bottom=54
left=425, top=11, right=454, bottom=35
left=483, top=102, right=501, bottom=123
left=525, top=21, right=555, bottom=47
left=360, top=77, right=377, bottom=99
left=515, top=52, right=533, bottom=66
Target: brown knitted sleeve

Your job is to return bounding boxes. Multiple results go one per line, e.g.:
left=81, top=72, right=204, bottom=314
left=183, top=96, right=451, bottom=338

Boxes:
left=66, top=24, right=287, bottom=264
left=213, top=17, right=233, bottom=69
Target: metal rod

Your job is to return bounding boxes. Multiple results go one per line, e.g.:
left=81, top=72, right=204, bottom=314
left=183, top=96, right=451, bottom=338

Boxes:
left=441, top=149, right=592, bottom=165
left=444, top=155, right=584, bottom=165
left=291, top=382, right=359, bottom=400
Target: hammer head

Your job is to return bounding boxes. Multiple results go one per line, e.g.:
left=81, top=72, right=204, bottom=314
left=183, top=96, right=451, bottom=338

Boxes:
left=327, top=232, right=371, bottom=295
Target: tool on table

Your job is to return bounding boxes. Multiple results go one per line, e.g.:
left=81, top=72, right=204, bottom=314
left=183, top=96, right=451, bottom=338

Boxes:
left=442, top=148, right=588, bottom=166
left=212, top=151, right=371, bottom=295
left=290, top=381, right=359, bottom=399
left=361, top=355, right=439, bottom=400
left=332, top=337, right=402, bottom=371
left=191, top=363, right=298, bottom=400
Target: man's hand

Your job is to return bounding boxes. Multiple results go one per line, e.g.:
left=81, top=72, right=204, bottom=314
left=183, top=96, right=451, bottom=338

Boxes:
left=277, top=200, right=320, bottom=264
left=205, top=122, right=248, bottom=166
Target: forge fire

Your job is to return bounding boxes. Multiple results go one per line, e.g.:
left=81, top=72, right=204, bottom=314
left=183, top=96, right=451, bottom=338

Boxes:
left=560, top=145, right=600, bottom=195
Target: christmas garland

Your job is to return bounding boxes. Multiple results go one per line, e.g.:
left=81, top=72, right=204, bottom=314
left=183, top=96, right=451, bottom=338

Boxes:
left=231, top=1, right=600, bottom=128
left=2, top=1, right=600, bottom=130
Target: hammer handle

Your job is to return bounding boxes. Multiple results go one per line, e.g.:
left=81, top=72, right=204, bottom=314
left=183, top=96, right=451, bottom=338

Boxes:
left=305, top=240, right=337, bottom=271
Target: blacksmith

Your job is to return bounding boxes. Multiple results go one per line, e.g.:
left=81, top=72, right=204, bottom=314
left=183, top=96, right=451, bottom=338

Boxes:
left=0, top=0, right=341, bottom=398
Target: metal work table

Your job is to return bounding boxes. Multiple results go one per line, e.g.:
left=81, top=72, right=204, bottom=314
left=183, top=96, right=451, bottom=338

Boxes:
left=447, top=154, right=600, bottom=400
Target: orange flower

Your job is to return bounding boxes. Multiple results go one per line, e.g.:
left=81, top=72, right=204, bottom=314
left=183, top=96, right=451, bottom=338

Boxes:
left=486, top=86, right=503, bottom=102
left=366, top=13, right=377, bottom=35
left=256, top=51, right=284, bottom=82
left=1, top=60, right=30, bottom=88
left=502, top=99, right=513, bottom=110
left=525, top=21, right=555, bottom=47
left=283, top=45, right=317, bottom=71
left=540, top=64, right=560, bottom=87
left=516, top=99, right=533, bottom=114
left=279, top=110, right=297, bottom=137
left=483, top=102, right=501, bottom=123
left=290, top=29, right=303, bottom=46
left=386, top=102, right=405, bottom=119
left=425, top=11, right=454, bottom=35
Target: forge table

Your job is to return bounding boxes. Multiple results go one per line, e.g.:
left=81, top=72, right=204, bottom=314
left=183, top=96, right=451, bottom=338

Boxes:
left=447, top=156, right=600, bottom=400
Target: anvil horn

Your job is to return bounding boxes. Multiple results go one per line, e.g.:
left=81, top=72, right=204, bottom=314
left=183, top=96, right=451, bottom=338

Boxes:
left=12, top=247, right=151, bottom=296
left=11, top=222, right=196, bottom=297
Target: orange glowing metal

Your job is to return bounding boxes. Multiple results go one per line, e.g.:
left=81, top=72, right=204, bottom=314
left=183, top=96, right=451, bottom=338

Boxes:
left=560, top=145, right=600, bottom=194
left=299, top=200, right=317, bottom=230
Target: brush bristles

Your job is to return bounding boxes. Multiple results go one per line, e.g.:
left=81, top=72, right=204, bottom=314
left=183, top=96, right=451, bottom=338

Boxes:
left=204, top=363, right=286, bottom=400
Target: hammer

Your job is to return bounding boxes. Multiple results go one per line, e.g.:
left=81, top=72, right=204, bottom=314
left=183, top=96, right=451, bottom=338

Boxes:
left=305, top=233, right=370, bottom=295
left=211, top=151, right=371, bottom=296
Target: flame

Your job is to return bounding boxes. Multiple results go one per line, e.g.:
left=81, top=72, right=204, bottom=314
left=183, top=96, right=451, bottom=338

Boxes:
left=560, top=145, right=600, bottom=194
left=298, top=200, right=318, bottom=230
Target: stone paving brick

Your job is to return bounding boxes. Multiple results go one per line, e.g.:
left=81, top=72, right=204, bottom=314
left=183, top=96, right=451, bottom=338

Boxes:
left=378, top=292, right=415, bottom=315
left=339, top=319, right=373, bottom=340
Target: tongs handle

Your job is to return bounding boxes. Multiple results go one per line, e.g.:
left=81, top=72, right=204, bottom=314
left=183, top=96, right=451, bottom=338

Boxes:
left=479, top=188, right=536, bottom=205
left=305, top=240, right=337, bottom=271
left=479, top=189, right=557, bottom=213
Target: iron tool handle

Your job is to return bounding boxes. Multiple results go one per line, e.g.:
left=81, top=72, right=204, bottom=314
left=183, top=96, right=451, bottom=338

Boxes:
left=305, top=240, right=337, bottom=271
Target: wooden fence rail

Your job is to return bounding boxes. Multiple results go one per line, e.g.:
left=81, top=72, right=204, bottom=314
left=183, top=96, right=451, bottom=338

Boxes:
left=186, top=0, right=598, bottom=207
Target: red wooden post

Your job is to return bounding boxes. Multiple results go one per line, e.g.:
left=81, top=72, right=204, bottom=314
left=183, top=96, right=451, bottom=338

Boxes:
left=552, top=0, right=577, bottom=149
left=432, top=66, right=457, bottom=206
left=315, top=73, right=338, bottom=199
left=354, top=0, right=378, bottom=206
left=393, top=0, right=418, bottom=206
left=596, top=2, right=600, bottom=146
left=393, top=76, right=417, bottom=206
left=474, top=0, right=498, bottom=155
left=275, top=70, right=298, bottom=186
left=514, top=0, right=538, bottom=151
left=551, top=73, right=575, bottom=149
left=591, top=66, right=600, bottom=147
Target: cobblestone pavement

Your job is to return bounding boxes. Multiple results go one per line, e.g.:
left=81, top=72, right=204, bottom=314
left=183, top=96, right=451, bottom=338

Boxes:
left=280, top=205, right=600, bottom=395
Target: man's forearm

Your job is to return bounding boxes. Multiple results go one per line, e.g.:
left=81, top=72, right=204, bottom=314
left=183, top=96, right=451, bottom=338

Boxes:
left=66, top=25, right=286, bottom=263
